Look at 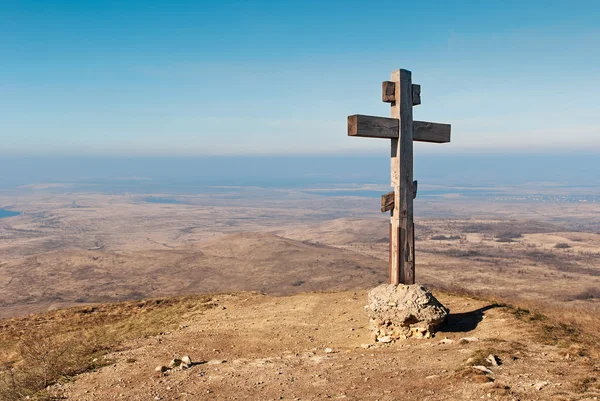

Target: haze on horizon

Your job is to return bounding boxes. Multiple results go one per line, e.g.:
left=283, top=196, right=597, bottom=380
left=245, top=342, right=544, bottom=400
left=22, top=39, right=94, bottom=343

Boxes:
left=1, top=0, right=599, bottom=157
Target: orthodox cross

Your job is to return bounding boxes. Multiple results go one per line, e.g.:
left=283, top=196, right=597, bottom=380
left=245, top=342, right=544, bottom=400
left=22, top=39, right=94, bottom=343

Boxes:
left=348, top=69, right=451, bottom=285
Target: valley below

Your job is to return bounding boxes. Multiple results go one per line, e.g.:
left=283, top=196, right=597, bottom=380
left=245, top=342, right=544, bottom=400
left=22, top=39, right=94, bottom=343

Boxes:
left=1, top=190, right=599, bottom=319
left=1, top=188, right=600, bottom=399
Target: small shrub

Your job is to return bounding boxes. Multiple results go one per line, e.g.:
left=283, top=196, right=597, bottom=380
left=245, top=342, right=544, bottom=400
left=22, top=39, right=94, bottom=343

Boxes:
left=431, top=235, right=460, bottom=241
left=496, top=232, right=522, bottom=239
left=555, top=243, right=571, bottom=249
left=582, top=377, right=599, bottom=391
left=0, top=295, right=214, bottom=399
left=570, top=288, right=600, bottom=300
left=439, top=249, right=482, bottom=258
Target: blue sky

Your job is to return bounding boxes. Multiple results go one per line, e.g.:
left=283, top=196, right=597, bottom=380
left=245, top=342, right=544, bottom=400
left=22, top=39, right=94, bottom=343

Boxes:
left=1, top=0, right=599, bottom=156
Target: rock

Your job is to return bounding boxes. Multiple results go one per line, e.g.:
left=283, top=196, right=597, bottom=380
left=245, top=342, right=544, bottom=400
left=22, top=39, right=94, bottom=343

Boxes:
left=181, top=356, right=192, bottom=367
left=535, top=381, right=549, bottom=390
left=472, top=365, right=493, bottom=375
left=366, top=284, right=449, bottom=341
left=411, top=326, right=431, bottom=339
left=439, top=338, right=454, bottom=345
left=486, top=354, right=500, bottom=367
left=155, top=365, right=169, bottom=373
left=324, top=348, right=334, bottom=353
left=169, top=359, right=182, bottom=368
left=377, top=336, right=393, bottom=343
left=458, top=336, right=479, bottom=343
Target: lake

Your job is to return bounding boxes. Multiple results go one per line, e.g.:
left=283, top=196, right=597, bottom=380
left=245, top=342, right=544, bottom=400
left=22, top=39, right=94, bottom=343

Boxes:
left=0, top=209, right=20, bottom=219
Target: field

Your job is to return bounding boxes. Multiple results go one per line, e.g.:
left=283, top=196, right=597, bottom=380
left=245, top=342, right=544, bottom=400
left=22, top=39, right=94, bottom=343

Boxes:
left=1, top=189, right=599, bottom=318
left=1, top=188, right=600, bottom=399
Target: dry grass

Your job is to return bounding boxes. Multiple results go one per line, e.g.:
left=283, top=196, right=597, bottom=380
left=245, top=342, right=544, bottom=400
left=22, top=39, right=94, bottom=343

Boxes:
left=0, top=295, right=214, bottom=400
left=465, top=347, right=504, bottom=367
left=432, top=284, right=600, bottom=356
left=455, top=367, right=494, bottom=383
left=461, top=221, right=560, bottom=235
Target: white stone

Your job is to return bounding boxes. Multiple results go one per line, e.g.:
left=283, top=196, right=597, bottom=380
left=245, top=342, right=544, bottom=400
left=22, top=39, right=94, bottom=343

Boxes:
left=472, top=365, right=493, bottom=375
left=459, top=336, right=479, bottom=343
left=486, top=354, right=500, bottom=367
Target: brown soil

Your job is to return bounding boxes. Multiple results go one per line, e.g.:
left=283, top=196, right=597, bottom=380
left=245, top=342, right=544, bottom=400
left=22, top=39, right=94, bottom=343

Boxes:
left=43, top=290, right=600, bottom=401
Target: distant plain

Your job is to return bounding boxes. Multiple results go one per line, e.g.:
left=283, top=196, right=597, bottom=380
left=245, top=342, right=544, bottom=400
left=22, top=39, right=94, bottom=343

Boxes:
left=1, top=178, right=599, bottom=319
left=2, top=160, right=600, bottom=400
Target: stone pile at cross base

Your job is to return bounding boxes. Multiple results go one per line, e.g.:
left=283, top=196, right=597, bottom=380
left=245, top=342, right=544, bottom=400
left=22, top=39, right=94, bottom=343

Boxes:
left=366, top=284, right=448, bottom=342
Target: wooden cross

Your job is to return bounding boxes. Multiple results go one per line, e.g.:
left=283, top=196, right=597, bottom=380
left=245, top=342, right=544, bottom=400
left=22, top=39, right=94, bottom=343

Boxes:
left=347, top=69, right=451, bottom=285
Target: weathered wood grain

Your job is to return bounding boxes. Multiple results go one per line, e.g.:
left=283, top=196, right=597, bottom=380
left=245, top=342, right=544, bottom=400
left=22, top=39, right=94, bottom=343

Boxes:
left=381, top=191, right=394, bottom=212
left=413, top=121, right=451, bottom=143
left=388, top=222, right=392, bottom=285
left=412, top=222, right=415, bottom=283
left=382, top=81, right=395, bottom=103
left=390, top=139, right=399, bottom=186
left=347, top=115, right=398, bottom=139
left=348, top=115, right=450, bottom=143
left=346, top=67, right=453, bottom=286
left=397, top=69, right=415, bottom=285
left=412, top=84, right=421, bottom=106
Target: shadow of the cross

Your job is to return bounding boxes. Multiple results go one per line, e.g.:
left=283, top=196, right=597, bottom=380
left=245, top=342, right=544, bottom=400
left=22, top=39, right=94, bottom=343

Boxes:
left=438, top=304, right=500, bottom=333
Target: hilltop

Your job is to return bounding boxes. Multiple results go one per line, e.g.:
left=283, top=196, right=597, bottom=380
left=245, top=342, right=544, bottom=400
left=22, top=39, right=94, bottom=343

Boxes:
left=2, top=290, right=599, bottom=400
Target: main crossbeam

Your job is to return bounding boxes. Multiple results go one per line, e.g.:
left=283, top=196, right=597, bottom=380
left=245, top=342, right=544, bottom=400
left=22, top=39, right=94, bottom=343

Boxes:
left=347, top=114, right=451, bottom=143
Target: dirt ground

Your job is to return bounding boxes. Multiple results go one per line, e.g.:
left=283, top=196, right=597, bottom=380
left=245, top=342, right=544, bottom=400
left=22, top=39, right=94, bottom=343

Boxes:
left=48, top=290, right=600, bottom=401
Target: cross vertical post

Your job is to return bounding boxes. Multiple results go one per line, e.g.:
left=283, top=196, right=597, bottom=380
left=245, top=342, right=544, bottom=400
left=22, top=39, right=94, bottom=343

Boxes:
left=390, top=69, right=415, bottom=285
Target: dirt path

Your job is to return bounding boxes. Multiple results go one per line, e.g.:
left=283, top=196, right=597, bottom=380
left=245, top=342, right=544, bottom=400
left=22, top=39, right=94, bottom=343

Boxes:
left=50, top=291, right=599, bottom=400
